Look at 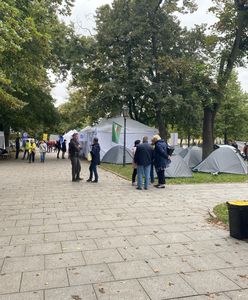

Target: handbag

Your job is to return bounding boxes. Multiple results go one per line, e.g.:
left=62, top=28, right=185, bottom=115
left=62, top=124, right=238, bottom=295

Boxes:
left=87, top=152, right=92, bottom=161
left=167, top=145, right=174, bottom=156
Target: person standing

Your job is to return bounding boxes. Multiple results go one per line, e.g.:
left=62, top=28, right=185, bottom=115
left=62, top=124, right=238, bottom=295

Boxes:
left=243, top=142, right=248, bottom=160
left=152, top=135, right=170, bottom=188
left=69, top=133, right=82, bottom=182
left=134, top=136, right=153, bottom=190
left=39, top=140, right=47, bottom=163
left=22, top=139, right=30, bottom=160
left=131, top=140, right=141, bottom=186
left=15, top=136, right=20, bottom=159
left=56, top=139, right=61, bottom=159
left=87, top=138, right=101, bottom=183
left=61, top=139, right=67, bottom=159
left=28, top=140, right=36, bottom=163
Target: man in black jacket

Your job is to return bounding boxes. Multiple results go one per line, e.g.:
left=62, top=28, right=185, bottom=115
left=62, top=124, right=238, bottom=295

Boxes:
left=69, top=133, right=82, bottom=182
left=134, top=136, right=153, bottom=190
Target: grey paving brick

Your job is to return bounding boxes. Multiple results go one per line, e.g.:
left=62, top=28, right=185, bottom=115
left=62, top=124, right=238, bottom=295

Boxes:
left=0, top=227, right=29, bottom=236
left=45, top=252, right=85, bottom=269
left=21, top=268, right=68, bottom=292
left=226, top=289, right=248, bottom=299
left=0, top=291, right=43, bottom=300
left=71, top=216, right=97, bottom=223
left=25, top=242, right=62, bottom=256
left=59, top=222, right=87, bottom=232
left=220, top=267, right=248, bottom=288
left=11, top=234, right=44, bottom=245
left=95, top=236, right=130, bottom=249
left=0, top=273, right=22, bottom=294
left=104, top=227, right=137, bottom=237
left=67, top=264, right=114, bottom=285
left=0, top=237, right=11, bottom=246
left=2, top=255, right=44, bottom=273
left=94, top=279, right=150, bottom=300
left=83, top=248, right=124, bottom=264
left=108, top=260, right=155, bottom=280
left=76, top=229, right=108, bottom=239
left=155, top=232, right=192, bottom=244
left=30, top=224, right=59, bottom=234
left=118, top=245, right=160, bottom=261
left=44, top=231, right=77, bottom=242
left=44, top=217, right=70, bottom=225
left=45, top=285, right=97, bottom=300
left=139, top=274, right=197, bottom=299
left=0, top=245, right=25, bottom=258
left=181, top=270, right=240, bottom=294
left=152, top=243, right=192, bottom=257
left=126, top=234, right=163, bottom=247
left=16, top=219, right=43, bottom=227
left=62, top=239, right=97, bottom=252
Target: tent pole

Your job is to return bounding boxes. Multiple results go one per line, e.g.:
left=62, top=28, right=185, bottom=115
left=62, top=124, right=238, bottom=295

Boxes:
left=123, top=116, right=126, bottom=167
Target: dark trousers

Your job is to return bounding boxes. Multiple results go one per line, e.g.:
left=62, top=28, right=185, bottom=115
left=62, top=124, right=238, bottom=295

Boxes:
left=29, top=152, right=35, bottom=163
left=57, top=148, right=61, bottom=158
left=150, top=164, right=154, bottom=183
left=157, top=169, right=165, bottom=185
left=15, top=149, right=20, bottom=159
left=71, top=157, right=81, bottom=180
left=89, top=162, right=98, bottom=182
left=132, top=168, right=137, bottom=183
left=22, top=150, right=29, bottom=160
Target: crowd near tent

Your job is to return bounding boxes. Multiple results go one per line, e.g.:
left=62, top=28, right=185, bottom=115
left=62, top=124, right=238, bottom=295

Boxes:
left=101, top=145, right=133, bottom=164
left=183, top=146, right=202, bottom=168
left=165, top=155, right=193, bottom=178
left=0, top=131, right=5, bottom=149
left=193, top=147, right=248, bottom=175
left=80, top=117, right=158, bottom=159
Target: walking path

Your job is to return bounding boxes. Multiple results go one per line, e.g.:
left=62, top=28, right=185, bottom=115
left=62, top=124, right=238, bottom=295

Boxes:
left=0, top=154, right=248, bottom=299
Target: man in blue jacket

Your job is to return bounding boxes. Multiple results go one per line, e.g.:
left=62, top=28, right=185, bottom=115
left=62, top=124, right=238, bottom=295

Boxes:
left=134, top=136, right=153, bottom=190
left=152, top=134, right=171, bottom=188
left=87, top=137, right=101, bottom=183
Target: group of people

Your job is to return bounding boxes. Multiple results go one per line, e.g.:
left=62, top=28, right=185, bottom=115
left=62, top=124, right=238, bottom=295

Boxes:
left=132, top=135, right=171, bottom=190
left=19, top=139, right=48, bottom=163
left=69, top=132, right=101, bottom=183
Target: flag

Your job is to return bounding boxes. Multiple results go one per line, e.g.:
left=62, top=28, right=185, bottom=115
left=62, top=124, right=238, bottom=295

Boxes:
left=112, top=122, right=122, bottom=143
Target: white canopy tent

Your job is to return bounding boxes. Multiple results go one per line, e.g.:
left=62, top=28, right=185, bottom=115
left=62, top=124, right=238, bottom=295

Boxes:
left=80, top=117, right=158, bottom=159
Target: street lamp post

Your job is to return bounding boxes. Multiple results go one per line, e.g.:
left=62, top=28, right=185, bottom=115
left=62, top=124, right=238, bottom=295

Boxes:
left=122, top=105, right=129, bottom=167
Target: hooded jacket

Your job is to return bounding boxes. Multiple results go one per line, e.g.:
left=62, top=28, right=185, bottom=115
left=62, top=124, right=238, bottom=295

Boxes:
left=153, top=139, right=170, bottom=169
left=91, top=143, right=101, bottom=164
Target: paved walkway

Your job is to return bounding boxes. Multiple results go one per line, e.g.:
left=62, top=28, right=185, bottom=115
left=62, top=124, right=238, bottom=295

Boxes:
left=0, top=154, right=248, bottom=299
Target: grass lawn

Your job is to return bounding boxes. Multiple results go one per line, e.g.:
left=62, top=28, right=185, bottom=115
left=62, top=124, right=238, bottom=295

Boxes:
left=101, top=163, right=248, bottom=184
left=213, top=203, right=229, bottom=224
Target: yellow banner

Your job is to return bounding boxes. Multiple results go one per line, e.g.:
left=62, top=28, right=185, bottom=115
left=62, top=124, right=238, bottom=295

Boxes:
left=42, top=133, right=48, bottom=141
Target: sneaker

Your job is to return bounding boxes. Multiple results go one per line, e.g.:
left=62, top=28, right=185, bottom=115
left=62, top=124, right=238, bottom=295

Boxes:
left=132, top=182, right=136, bottom=186
left=72, top=179, right=77, bottom=182
left=86, top=179, right=92, bottom=182
left=156, top=185, right=165, bottom=189
left=92, top=180, right=98, bottom=183
left=136, top=187, right=142, bottom=190
left=76, top=177, right=83, bottom=181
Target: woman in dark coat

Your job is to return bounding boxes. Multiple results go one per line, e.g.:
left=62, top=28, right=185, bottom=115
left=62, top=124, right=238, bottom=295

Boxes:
left=152, top=134, right=171, bottom=188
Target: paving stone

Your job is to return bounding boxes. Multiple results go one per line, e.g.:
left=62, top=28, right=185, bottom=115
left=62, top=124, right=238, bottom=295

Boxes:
left=108, top=260, right=155, bottom=280
left=0, top=291, right=43, bottom=300
left=45, top=252, right=85, bottom=269
left=67, top=264, right=114, bottom=285
left=62, top=239, right=97, bottom=252
left=30, top=224, right=59, bottom=234
left=118, top=245, right=160, bottom=261
left=83, top=248, right=124, bottom=264
left=216, top=250, right=248, bottom=267
left=183, top=253, right=232, bottom=271
left=0, top=245, right=25, bottom=258
left=45, top=285, right=97, bottom=300
left=126, top=234, right=162, bottom=247
left=94, top=279, right=150, bottom=300
left=226, top=289, right=248, bottom=299
left=59, top=223, right=87, bottom=232
left=21, top=268, right=68, bottom=292
left=2, top=255, right=44, bottom=273
left=152, top=243, right=192, bottom=257
left=95, top=236, right=130, bottom=249
left=31, top=212, right=56, bottom=219
left=220, top=267, right=248, bottom=288
left=16, top=219, right=43, bottom=227
left=71, top=216, right=97, bottom=223
left=181, top=270, right=240, bottom=294
left=184, top=240, right=227, bottom=255
left=177, top=295, right=229, bottom=300
left=155, top=232, right=192, bottom=244
left=44, top=231, right=77, bottom=242
left=0, top=221, right=16, bottom=228
left=139, top=274, right=197, bottom=299
left=104, top=227, right=137, bottom=237
left=0, top=237, right=11, bottom=246
left=25, top=242, right=62, bottom=256
left=113, top=219, right=141, bottom=227
left=0, top=273, right=22, bottom=294
left=11, top=234, right=44, bottom=245
left=76, top=229, right=108, bottom=239
left=184, top=230, right=224, bottom=241
left=44, top=217, right=70, bottom=225
left=0, top=227, right=29, bottom=236
left=134, top=226, right=165, bottom=235
left=148, top=256, right=194, bottom=275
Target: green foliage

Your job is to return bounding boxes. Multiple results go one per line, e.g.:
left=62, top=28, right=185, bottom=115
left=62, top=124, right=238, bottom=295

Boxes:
left=101, top=163, right=248, bottom=184
left=213, top=203, right=229, bottom=224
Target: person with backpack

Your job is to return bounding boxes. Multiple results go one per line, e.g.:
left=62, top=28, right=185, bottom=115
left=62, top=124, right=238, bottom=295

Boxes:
left=152, top=134, right=171, bottom=188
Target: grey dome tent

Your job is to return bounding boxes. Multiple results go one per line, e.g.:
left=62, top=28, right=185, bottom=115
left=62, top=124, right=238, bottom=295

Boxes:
left=101, top=145, right=133, bottom=164
left=165, top=155, right=192, bottom=178
left=183, top=146, right=203, bottom=168
left=193, top=147, right=248, bottom=175
left=178, top=147, right=189, bottom=158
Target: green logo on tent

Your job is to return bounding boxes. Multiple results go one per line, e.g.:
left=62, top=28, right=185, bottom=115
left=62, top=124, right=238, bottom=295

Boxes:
left=112, top=122, right=122, bottom=143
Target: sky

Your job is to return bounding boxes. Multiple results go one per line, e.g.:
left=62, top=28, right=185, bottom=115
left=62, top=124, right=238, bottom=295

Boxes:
left=51, top=0, right=248, bottom=105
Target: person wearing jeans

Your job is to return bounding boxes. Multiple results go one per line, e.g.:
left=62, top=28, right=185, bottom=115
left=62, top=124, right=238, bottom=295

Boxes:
left=134, top=136, right=153, bottom=190
left=87, top=138, right=101, bottom=183
left=39, top=140, right=47, bottom=163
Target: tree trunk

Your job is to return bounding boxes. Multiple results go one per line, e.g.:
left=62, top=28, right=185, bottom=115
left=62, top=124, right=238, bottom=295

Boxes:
left=4, top=127, right=10, bottom=148
left=202, top=107, right=216, bottom=159
left=187, top=131, right=191, bottom=147
left=156, top=111, right=167, bottom=140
